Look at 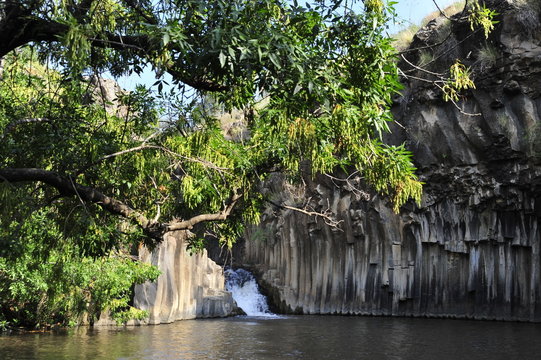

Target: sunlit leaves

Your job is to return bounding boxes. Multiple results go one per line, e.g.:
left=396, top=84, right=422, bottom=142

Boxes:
left=468, top=0, right=499, bottom=39
left=0, top=208, right=160, bottom=327
left=442, top=60, right=476, bottom=102
left=2, top=1, right=424, bottom=259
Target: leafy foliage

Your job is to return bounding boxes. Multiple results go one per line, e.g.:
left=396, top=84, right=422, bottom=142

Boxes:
left=0, top=50, right=162, bottom=327
left=442, top=60, right=476, bottom=102
left=0, top=207, right=160, bottom=328
left=468, top=0, right=499, bottom=39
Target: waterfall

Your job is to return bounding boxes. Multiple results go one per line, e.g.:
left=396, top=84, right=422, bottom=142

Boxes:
left=225, top=268, right=275, bottom=317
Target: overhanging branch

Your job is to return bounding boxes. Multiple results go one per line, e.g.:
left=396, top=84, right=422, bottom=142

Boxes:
left=166, top=192, right=241, bottom=232
left=266, top=198, right=343, bottom=230
left=0, top=8, right=228, bottom=92
left=0, top=167, right=241, bottom=242
left=0, top=167, right=151, bottom=227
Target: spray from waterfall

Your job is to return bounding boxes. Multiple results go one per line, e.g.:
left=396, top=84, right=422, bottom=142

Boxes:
left=225, top=268, right=276, bottom=317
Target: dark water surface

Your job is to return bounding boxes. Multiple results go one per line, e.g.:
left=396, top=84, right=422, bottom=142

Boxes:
left=1, top=316, right=540, bottom=359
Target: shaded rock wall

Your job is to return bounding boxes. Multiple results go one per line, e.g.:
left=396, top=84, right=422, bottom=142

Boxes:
left=133, top=231, right=235, bottom=324
left=242, top=2, right=541, bottom=321
left=245, top=182, right=541, bottom=321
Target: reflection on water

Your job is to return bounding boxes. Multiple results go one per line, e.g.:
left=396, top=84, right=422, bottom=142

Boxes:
left=1, top=316, right=541, bottom=359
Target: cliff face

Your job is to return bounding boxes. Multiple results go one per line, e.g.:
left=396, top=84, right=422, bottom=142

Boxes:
left=133, top=231, right=235, bottom=325
left=242, top=1, right=541, bottom=321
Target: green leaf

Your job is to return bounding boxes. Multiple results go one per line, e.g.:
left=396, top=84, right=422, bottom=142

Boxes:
left=269, top=53, right=281, bottom=69
left=163, top=32, right=170, bottom=46
left=219, top=51, right=227, bottom=67
left=228, top=46, right=236, bottom=60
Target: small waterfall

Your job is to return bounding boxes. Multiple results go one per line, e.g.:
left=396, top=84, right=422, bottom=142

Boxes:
left=225, top=268, right=275, bottom=317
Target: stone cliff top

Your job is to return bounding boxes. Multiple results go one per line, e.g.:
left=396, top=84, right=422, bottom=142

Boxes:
left=388, top=0, right=541, bottom=206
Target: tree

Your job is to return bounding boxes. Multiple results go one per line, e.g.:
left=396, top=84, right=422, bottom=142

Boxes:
left=0, top=0, right=423, bottom=255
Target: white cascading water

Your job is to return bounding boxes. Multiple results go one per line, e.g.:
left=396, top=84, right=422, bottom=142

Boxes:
left=225, top=268, right=275, bottom=317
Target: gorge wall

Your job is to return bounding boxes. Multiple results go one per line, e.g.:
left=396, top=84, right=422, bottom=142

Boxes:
left=132, top=230, right=235, bottom=325
left=94, top=230, right=235, bottom=326
left=241, top=0, right=541, bottom=321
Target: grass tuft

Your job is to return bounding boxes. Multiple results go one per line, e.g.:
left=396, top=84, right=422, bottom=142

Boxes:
left=475, top=44, right=499, bottom=73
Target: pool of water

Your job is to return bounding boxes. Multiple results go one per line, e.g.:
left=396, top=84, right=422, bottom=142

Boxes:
left=1, top=315, right=540, bottom=359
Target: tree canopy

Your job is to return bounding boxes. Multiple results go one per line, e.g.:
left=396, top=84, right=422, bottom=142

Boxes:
left=0, top=0, right=423, bottom=251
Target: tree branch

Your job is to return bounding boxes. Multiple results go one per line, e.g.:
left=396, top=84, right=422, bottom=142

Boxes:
left=166, top=192, right=241, bottom=231
left=431, top=0, right=453, bottom=21
left=0, top=167, right=241, bottom=241
left=122, top=0, right=159, bottom=25
left=0, top=167, right=152, bottom=225
left=400, top=54, right=444, bottom=77
left=0, top=10, right=228, bottom=92
left=266, top=198, right=343, bottom=230
left=74, top=144, right=232, bottom=177
left=1, top=118, right=51, bottom=139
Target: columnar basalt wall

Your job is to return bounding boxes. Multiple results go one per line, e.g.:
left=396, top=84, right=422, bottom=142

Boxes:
left=245, top=183, right=540, bottom=320
left=133, top=231, right=235, bottom=324
left=242, top=2, right=541, bottom=321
